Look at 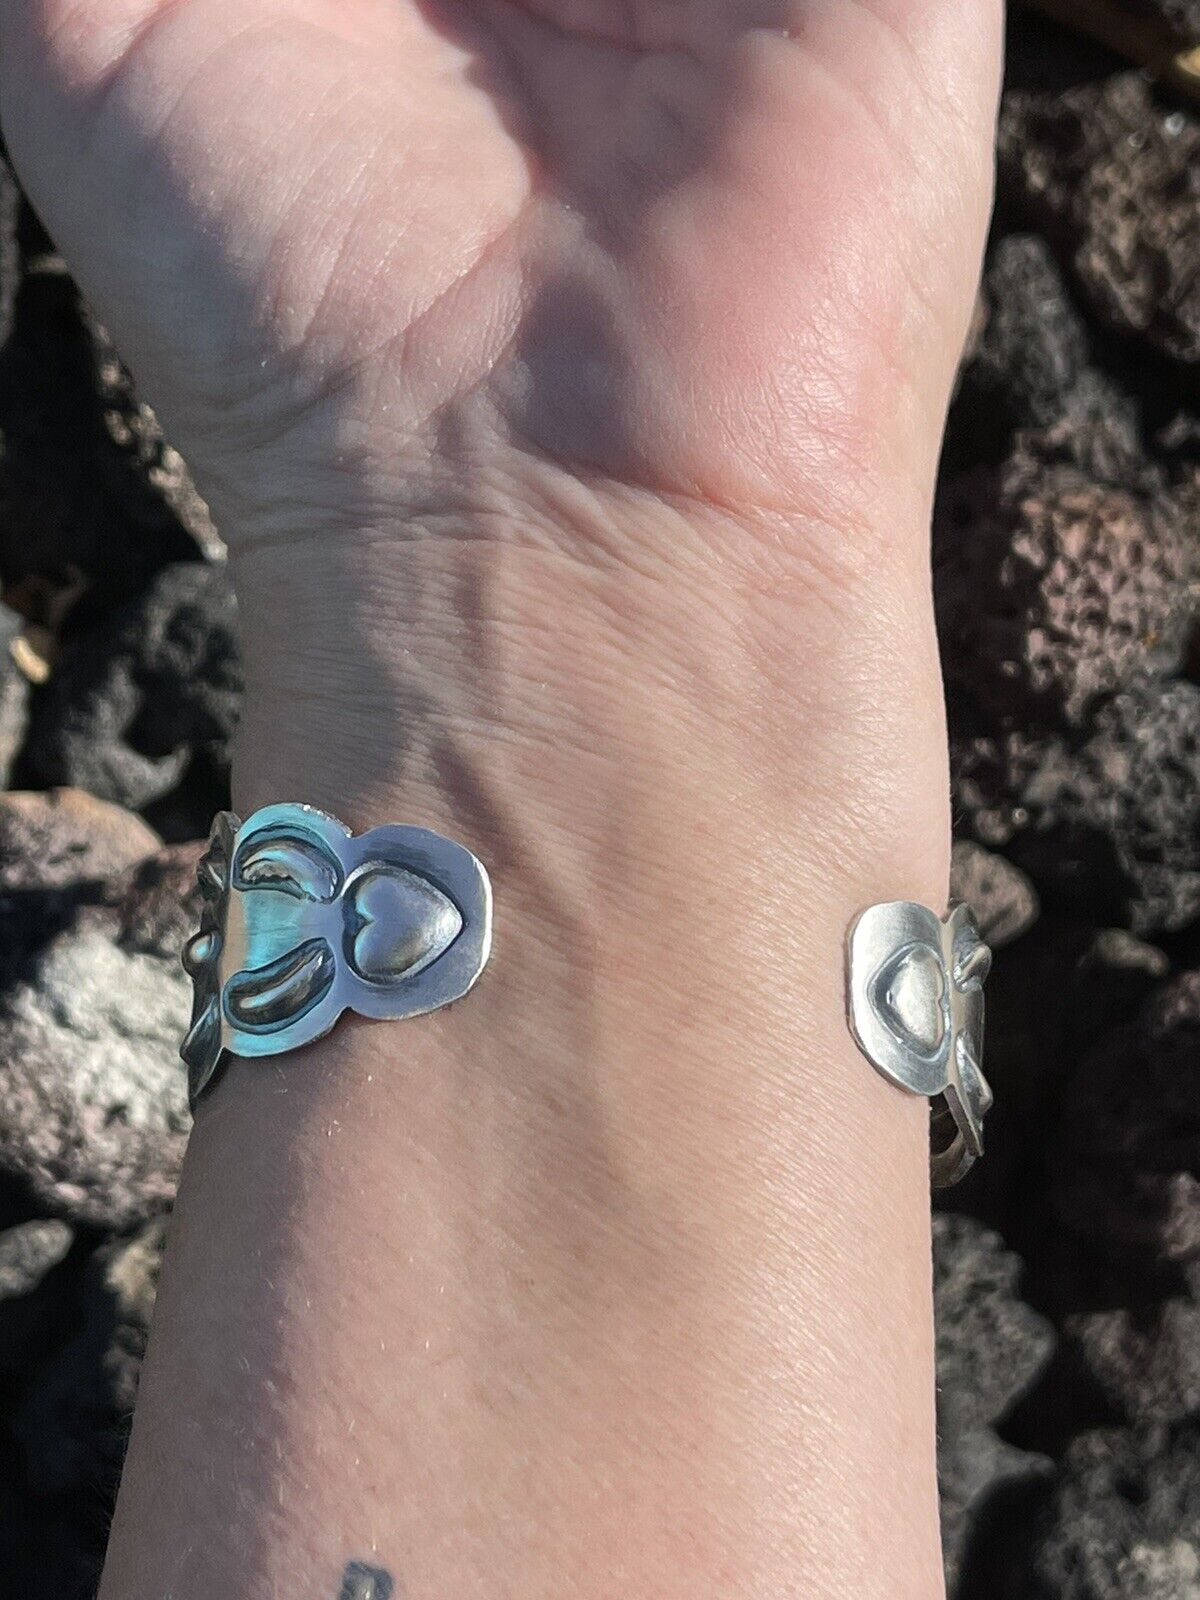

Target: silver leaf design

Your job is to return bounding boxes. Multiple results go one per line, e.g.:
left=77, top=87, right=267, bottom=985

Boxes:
left=233, top=832, right=342, bottom=902
left=225, top=938, right=336, bottom=1029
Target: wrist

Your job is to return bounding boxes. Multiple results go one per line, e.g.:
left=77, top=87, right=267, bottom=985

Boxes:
left=224, top=502, right=951, bottom=1164
left=146, top=505, right=950, bottom=1600
left=229, top=498, right=951, bottom=886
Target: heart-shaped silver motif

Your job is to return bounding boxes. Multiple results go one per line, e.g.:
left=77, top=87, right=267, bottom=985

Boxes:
left=846, top=900, right=991, bottom=1188
left=873, top=943, right=946, bottom=1054
left=347, top=868, right=463, bottom=983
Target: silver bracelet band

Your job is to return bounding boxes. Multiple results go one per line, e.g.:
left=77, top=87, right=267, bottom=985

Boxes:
left=181, top=809, right=989, bottom=1186
left=181, top=803, right=492, bottom=1104
left=846, top=901, right=992, bottom=1188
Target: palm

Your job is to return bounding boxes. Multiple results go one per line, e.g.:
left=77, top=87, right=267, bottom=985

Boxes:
left=0, top=0, right=998, bottom=546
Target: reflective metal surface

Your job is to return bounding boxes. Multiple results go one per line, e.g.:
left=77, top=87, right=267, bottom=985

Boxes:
left=846, top=901, right=992, bottom=1187
left=182, top=804, right=492, bottom=1104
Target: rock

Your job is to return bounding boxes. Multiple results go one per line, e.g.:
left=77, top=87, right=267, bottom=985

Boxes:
left=953, top=681, right=1200, bottom=934
left=90, top=322, right=222, bottom=562
left=1078, top=928, right=1170, bottom=988
left=11, top=1220, right=164, bottom=1497
left=1028, top=1425, right=1200, bottom=1599
left=971, top=236, right=1089, bottom=425
left=1071, top=928, right=1174, bottom=1038
left=0, top=913, right=192, bottom=1227
left=0, top=788, right=159, bottom=891
left=0, top=1221, right=162, bottom=1597
left=999, top=72, right=1200, bottom=362
left=1044, top=958, right=1200, bottom=1451
left=951, top=842, right=1040, bottom=948
left=0, top=600, right=31, bottom=786
left=0, top=246, right=205, bottom=608
left=936, top=445, right=1194, bottom=732
left=934, top=1212, right=1056, bottom=1440
left=99, top=1218, right=163, bottom=1417
left=1053, top=969, right=1200, bottom=1270
left=947, top=229, right=1149, bottom=489
left=0, top=1462, right=103, bottom=1600
left=116, top=840, right=206, bottom=958
left=1071, top=1276, right=1200, bottom=1425
left=956, top=917, right=1174, bottom=1237
left=0, top=1220, right=73, bottom=1300
left=0, top=843, right=200, bottom=1229
left=948, top=234, right=1142, bottom=479
left=24, top=562, right=240, bottom=835
left=933, top=1213, right=1054, bottom=1590
left=0, top=1220, right=76, bottom=1379
left=1129, top=0, right=1200, bottom=40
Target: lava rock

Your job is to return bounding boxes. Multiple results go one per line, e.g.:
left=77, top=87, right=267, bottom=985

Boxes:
left=999, top=72, right=1200, bottom=362
left=1071, top=1273, right=1200, bottom=1425
left=116, top=841, right=206, bottom=959
left=1128, top=0, right=1200, bottom=40
left=11, top=1220, right=164, bottom=1497
left=0, top=1221, right=162, bottom=1598
left=950, top=842, right=1040, bottom=948
left=0, top=788, right=159, bottom=891
left=1028, top=1425, right=1200, bottom=1599
left=948, top=233, right=1146, bottom=481
left=0, top=600, right=31, bottom=786
left=0, top=245, right=206, bottom=607
left=24, top=562, right=240, bottom=833
left=0, top=788, right=164, bottom=1023
left=958, top=918, right=1173, bottom=1242
left=89, top=322, right=222, bottom=561
left=1053, top=969, right=1200, bottom=1272
left=933, top=1213, right=1054, bottom=1589
left=958, top=235, right=1088, bottom=435
left=936, top=444, right=1194, bottom=732
left=934, top=1214, right=1056, bottom=1436
left=0, top=1220, right=76, bottom=1378
left=0, top=1221, right=72, bottom=1300
left=953, top=680, right=1200, bottom=934
left=0, top=841, right=199, bottom=1229
left=1078, top=927, right=1171, bottom=990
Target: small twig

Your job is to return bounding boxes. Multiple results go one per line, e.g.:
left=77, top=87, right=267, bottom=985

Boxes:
left=1021, top=0, right=1200, bottom=107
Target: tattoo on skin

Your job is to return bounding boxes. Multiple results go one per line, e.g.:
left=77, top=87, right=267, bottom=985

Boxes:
left=338, top=1559, right=395, bottom=1600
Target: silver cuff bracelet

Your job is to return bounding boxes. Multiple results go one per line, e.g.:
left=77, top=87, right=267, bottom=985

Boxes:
left=846, top=901, right=992, bottom=1188
left=181, top=803, right=492, bottom=1105
left=180, top=808, right=989, bottom=1187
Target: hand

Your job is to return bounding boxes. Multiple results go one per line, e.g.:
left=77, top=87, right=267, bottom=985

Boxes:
left=0, top=0, right=997, bottom=553
left=0, top=0, right=1002, bottom=881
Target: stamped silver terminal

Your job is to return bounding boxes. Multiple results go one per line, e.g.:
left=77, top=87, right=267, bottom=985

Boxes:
left=181, top=803, right=492, bottom=1104
left=846, top=901, right=992, bottom=1187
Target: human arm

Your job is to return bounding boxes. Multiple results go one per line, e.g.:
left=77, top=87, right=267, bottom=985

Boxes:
left=0, top=2, right=1003, bottom=1593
